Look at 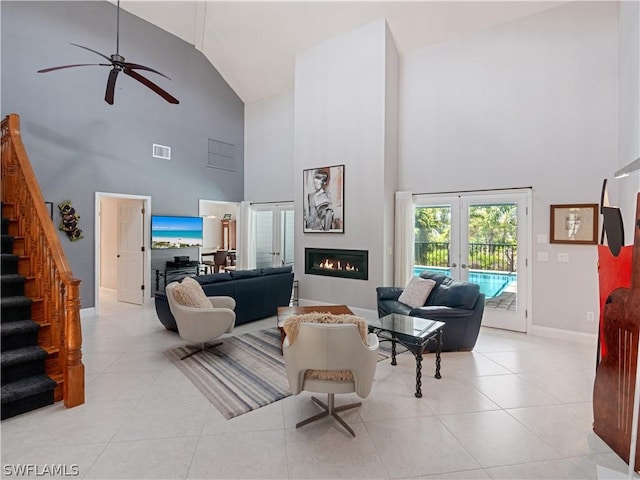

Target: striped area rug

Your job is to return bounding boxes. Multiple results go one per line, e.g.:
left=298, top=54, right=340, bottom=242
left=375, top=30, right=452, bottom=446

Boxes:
left=165, top=328, right=291, bottom=420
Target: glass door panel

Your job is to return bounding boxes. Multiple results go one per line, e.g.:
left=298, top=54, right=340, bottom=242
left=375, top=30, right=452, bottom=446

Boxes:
left=414, top=191, right=529, bottom=332
left=255, top=210, right=274, bottom=268
left=280, top=209, right=295, bottom=267
left=254, top=203, right=294, bottom=268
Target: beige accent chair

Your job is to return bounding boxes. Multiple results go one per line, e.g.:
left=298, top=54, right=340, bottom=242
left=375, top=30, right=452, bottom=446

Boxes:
left=165, top=281, right=236, bottom=360
left=282, top=318, right=379, bottom=437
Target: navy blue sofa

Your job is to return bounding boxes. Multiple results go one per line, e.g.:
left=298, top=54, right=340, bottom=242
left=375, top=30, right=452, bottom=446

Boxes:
left=155, top=266, right=294, bottom=332
left=376, top=271, right=485, bottom=351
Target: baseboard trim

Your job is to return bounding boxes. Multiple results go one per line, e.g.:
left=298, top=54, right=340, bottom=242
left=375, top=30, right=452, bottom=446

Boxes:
left=528, top=324, right=597, bottom=345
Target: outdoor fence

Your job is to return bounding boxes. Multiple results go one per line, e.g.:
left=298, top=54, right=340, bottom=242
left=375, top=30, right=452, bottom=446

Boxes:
left=415, top=242, right=517, bottom=272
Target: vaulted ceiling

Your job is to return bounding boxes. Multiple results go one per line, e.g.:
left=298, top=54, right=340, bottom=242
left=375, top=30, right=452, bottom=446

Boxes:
left=118, top=1, right=566, bottom=103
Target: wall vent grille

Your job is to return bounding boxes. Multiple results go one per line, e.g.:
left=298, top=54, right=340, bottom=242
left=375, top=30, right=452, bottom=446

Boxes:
left=208, top=138, right=236, bottom=171
left=153, top=144, right=171, bottom=160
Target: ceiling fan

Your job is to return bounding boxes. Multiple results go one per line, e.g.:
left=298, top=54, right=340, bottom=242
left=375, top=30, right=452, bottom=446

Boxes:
left=37, top=0, right=179, bottom=105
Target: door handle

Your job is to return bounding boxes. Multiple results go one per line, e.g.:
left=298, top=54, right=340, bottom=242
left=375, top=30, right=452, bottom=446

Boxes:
left=461, top=264, right=468, bottom=269
left=450, top=263, right=457, bottom=268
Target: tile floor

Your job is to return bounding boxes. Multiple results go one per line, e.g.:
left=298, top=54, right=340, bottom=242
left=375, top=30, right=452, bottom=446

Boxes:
left=0, top=294, right=632, bottom=479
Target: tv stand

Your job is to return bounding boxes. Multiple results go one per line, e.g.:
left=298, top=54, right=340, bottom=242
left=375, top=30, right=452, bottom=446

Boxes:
left=154, top=261, right=200, bottom=292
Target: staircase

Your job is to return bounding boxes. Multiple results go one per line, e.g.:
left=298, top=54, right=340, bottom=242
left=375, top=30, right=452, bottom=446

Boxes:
left=1, top=212, right=58, bottom=419
left=1, top=113, right=84, bottom=419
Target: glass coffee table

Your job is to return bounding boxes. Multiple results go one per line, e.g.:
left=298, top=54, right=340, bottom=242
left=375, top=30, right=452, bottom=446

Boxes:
left=368, top=313, right=445, bottom=398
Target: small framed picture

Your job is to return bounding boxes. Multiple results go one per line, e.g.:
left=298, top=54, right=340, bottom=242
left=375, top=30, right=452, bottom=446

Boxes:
left=302, top=164, right=344, bottom=233
left=550, top=203, right=598, bottom=245
left=45, top=202, right=54, bottom=220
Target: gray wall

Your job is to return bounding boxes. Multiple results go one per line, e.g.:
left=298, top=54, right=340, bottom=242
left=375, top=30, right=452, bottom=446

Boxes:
left=1, top=1, right=245, bottom=308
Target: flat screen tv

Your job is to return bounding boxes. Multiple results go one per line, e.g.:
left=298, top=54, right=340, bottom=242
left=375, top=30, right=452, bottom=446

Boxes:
left=151, top=215, right=203, bottom=250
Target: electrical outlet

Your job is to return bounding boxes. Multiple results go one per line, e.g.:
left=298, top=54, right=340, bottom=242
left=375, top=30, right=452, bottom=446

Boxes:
left=537, top=252, right=548, bottom=261
left=587, top=311, right=595, bottom=322
left=558, top=253, right=569, bottom=263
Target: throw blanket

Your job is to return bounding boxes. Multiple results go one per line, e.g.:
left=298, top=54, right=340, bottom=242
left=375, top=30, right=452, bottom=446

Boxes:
left=282, top=312, right=369, bottom=382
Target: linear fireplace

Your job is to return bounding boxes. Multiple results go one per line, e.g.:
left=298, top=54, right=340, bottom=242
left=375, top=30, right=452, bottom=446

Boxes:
left=305, top=248, right=368, bottom=280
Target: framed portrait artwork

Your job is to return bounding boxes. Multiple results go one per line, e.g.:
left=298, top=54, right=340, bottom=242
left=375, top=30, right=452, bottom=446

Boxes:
left=303, top=164, right=344, bottom=233
left=550, top=203, right=598, bottom=245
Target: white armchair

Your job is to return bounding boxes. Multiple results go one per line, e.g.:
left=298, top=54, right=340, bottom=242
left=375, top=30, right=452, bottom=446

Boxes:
left=165, top=279, right=236, bottom=360
left=282, top=315, right=379, bottom=437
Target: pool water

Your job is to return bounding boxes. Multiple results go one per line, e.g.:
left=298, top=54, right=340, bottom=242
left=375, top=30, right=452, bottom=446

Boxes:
left=413, top=266, right=516, bottom=299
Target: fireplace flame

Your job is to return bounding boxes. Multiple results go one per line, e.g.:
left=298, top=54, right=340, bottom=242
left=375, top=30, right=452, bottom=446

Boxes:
left=319, top=258, right=358, bottom=271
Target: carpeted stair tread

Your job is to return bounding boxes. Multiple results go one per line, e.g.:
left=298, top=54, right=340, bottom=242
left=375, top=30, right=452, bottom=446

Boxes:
left=1, top=346, right=49, bottom=385
left=1, top=319, right=40, bottom=337
left=1, top=345, right=48, bottom=368
left=1, top=234, right=15, bottom=254
left=1, top=374, right=57, bottom=407
left=1, top=296, right=33, bottom=323
left=1, top=274, right=25, bottom=284
left=1, top=319, right=41, bottom=352
left=1, top=253, right=19, bottom=275
left=1, top=274, right=26, bottom=298
left=1, top=296, right=32, bottom=309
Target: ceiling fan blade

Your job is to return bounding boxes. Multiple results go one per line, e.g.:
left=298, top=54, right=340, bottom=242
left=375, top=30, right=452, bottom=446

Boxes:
left=70, top=43, right=113, bottom=63
left=124, top=68, right=179, bottom=104
left=124, top=63, right=170, bottom=80
left=38, top=63, right=110, bottom=73
left=105, top=68, right=119, bottom=105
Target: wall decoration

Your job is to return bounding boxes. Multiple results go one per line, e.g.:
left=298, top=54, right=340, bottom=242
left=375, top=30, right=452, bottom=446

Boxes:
left=550, top=203, right=598, bottom=244
left=58, top=201, right=84, bottom=241
left=45, top=202, right=53, bottom=220
left=303, top=164, right=344, bottom=233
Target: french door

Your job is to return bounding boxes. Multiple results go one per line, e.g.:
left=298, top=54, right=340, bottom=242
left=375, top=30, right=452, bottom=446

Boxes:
left=253, top=203, right=295, bottom=268
left=413, top=190, right=530, bottom=332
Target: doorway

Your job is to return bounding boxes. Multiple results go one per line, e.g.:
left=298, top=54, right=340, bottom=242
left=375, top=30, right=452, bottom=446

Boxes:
left=413, top=190, right=530, bottom=332
left=95, top=192, right=151, bottom=314
left=253, top=203, right=294, bottom=268
left=198, top=200, right=240, bottom=267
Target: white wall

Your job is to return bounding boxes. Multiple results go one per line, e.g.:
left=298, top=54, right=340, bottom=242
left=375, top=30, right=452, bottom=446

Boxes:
left=294, top=19, right=398, bottom=309
left=383, top=25, right=400, bottom=287
left=400, top=1, right=618, bottom=333
left=244, top=1, right=632, bottom=337
left=617, top=1, right=640, bottom=238
left=244, top=92, right=295, bottom=203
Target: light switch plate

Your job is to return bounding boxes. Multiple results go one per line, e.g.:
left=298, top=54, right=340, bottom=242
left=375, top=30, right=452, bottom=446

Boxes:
left=537, top=252, right=548, bottom=261
left=558, top=253, right=569, bottom=263
left=537, top=234, right=548, bottom=244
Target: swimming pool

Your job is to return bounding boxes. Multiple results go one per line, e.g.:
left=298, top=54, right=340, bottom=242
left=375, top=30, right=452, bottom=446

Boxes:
left=413, top=266, right=516, bottom=299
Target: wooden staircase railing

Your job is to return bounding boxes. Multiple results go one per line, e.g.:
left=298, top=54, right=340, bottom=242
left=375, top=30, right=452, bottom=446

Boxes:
left=1, top=113, right=84, bottom=408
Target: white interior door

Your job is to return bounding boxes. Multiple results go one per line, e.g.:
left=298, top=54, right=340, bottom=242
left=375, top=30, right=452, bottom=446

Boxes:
left=117, top=199, right=144, bottom=305
left=254, top=203, right=294, bottom=268
left=414, top=191, right=529, bottom=332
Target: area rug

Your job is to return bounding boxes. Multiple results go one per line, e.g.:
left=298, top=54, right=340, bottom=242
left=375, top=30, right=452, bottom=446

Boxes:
left=165, top=328, right=289, bottom=419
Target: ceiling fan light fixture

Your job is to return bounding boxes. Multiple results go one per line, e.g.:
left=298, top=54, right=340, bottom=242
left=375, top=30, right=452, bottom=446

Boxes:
left=37, top=0, right=179, bottom=105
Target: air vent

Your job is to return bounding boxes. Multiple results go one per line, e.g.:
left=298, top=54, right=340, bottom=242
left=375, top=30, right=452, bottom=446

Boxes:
left=153, top=144, right=171, bottom=160
left=208, top=138, right=236, bottom=171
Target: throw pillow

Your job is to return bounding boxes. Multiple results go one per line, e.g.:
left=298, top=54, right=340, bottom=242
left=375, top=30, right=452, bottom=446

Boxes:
left=283, top=312, right=370, bottom=382
left=173, top=276, right=211, bottom=308
left=398, top=276, right=436, bottom=308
